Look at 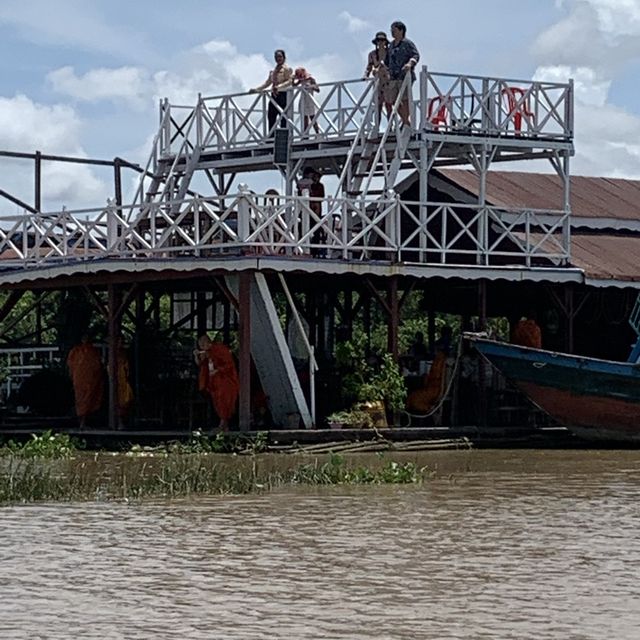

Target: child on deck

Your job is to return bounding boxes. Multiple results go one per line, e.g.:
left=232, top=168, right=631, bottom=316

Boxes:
left=293, top=67, right=320, bottom=136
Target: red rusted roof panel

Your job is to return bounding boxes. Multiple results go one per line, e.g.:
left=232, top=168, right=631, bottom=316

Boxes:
left=439, top=169, right=640, bottom=221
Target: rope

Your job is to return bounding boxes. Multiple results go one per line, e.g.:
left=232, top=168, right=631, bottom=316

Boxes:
left=403, top=335, right=464, bottom=426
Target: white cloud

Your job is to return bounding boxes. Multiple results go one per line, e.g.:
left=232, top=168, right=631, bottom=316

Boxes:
left=47, top=66, right=150, bottom=108
left=534, top=65, right=611, bottom=106
left=533, top=0, right=640, bottom=73
left=532, top=0, right=640, bottom=177
left=0, top=0, right=155, bottom=62
left=339, top=11, right=370, bottom=34
left=0, top=94, right=108, bottom=210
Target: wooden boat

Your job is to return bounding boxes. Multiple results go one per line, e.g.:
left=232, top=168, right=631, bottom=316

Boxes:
left=467, top=335, right=640, bottom=443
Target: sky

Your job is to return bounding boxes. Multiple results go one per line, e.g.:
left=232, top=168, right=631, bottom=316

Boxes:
left=0, top=0, right=639, bottom=212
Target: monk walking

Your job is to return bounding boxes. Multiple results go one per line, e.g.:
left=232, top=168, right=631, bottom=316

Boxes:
left=194, top=334, right=239, bottom=430
left=67, top=334, right=104, bottom=428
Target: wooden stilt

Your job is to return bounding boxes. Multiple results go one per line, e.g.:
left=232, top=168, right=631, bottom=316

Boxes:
left=388, top=276, right=399, bottom=360
left=107, top=284, right=121, bottom=431
left=238, top=272, right=251, bottom=431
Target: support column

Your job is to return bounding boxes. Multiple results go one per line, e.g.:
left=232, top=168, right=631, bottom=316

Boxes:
left=107, top=284, right=121, bottom=431
left=134, top=288, right=145, bottom=427
left=565, top=286, right=574, bottom=353
left=387, top=276, right=399, bottom=360
left=477, top=280, right=488, bottom=428
left=238, top=272, right=252, bottom=431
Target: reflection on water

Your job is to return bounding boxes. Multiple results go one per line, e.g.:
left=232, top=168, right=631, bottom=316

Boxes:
left=1, top=450, right=640, bottom=639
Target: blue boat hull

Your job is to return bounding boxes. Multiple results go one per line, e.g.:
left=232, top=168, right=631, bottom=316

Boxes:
left=468, top=337, right=640, bottom=443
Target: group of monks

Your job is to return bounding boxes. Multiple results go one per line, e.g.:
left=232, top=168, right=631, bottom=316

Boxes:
left=67, top=332, right=239, bottom=430
left=66, top=335, right=133, bottom=428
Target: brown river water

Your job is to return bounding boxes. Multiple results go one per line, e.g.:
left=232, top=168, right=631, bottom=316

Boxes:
left=1, top=449, right=639, bottom=639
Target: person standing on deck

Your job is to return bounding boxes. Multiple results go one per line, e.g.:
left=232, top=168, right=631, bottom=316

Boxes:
left=364, top=31, right=393, bottom=120
left=386, top=21, right=420, bottom=127
left=67, top=334, right=104, bottom=428
left=250, top=49, right=293, bottom=137
left=293, top=67, right=320, bottom=136
left=194, top=333, right=240, bottom=431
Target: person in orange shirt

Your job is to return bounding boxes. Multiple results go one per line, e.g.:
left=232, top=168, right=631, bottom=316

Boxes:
left=67, top=334, right=104, bottom=428
left=511, top=315, right=542, bottom=349
left=194, top=333, right=240, bottom=431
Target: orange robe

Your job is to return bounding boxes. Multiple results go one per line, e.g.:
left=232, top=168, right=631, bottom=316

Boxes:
left=198, top=342, right=239, bottom=421
left=511, top=319, right=542, bottom=349
left=67, top=343, right=104, bottom=418
left=116, top=347, right=134, bottom=418
left=407, top=351, right=447, bottom=413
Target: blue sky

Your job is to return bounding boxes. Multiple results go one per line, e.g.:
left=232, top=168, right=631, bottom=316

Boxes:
left=0, top=0, right=639, bottom=211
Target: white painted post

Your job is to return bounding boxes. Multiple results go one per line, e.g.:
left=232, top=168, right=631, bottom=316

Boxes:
left=238, top=184, right=251, bottom=245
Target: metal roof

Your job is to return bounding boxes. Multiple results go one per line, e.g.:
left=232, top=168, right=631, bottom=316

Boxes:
left=570, top=234, right=640, bottom=286
left=433, top=169, right=640, bottom=287
left=439, top=169, right=640, bottom=225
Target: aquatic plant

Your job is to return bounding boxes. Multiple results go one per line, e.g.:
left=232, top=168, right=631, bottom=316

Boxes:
left=0, top=450, right=428, bottom=504
left=0, top=430, right=81, bottom=459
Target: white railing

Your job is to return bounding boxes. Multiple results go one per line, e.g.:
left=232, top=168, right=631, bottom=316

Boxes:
left=155, top=69, right=573, bottom=158
left=0, top=346, right=61, bottom=402
left=0, top=192, right=570, bottom=268
left=422, top=71, right=573, bottom=138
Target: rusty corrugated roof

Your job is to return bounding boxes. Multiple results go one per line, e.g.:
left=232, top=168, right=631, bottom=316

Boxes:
left=438, top=169, right=640, bottom=222
left=570, top=234, right=640, bottom=283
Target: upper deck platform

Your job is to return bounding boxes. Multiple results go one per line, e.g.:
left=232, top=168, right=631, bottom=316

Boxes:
left=151, top=68, right=574, bottom=176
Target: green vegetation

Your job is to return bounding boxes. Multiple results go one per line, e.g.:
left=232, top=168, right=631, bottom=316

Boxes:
left=0, top=433, right=429, bottom=504
left=0, top=430, right=81, bottom=459
left=336, top=337, right=407, bottom=413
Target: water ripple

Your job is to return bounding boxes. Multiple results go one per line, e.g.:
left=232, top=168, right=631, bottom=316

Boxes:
left=1, top=450, right=639, bottom=639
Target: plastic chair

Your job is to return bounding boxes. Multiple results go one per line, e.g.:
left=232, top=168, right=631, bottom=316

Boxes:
left=427, top=96, right=451, bottom=130
left=501, top=87, right=534, bottom=132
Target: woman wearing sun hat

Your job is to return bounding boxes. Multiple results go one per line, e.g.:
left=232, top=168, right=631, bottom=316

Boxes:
left=363, top=31, right=392, bottom=119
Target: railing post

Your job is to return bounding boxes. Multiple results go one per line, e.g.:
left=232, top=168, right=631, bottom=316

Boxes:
left=420, top=66, right=428, bottom=130
left=341, top=199, right=349, bottom=260
left=194, top=196, right=201, bottom=257
left=567, top=78, right=574, bottom=138
left=20, top=217, right=27, bottom=265
left=106, top=198, right=119, bottom=253
left=162, top=98, right=171, bottom=155
left=237, top=184, right=251, bottom=245
left=300, top=188, right=310, bottom=253
left=196, top=93, right=203, bottom=147
left=61, top=208, right=69, bottom=261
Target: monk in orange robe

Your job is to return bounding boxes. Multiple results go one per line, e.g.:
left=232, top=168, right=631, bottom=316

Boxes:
left=407, top=349, right=447, bottom=414
left=115, top=337, right=134, bottom=424
left=67, top=335, right=104, bottom=427
left=511, top=317, right=542, bottom=349
left=195, top=334, right=239, bottom=430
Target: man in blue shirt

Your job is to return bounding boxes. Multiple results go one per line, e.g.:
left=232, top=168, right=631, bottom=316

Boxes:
left=386, top=21, right=420, bottom=127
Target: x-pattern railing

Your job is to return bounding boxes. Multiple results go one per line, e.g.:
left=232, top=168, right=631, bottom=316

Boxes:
left=423, top=71, right=572, bottom=138
left=0, top=193, right=570, bottom=268
left=159, top=79, right=380, bottom=156
left=153, top=70, right=572, bottom=160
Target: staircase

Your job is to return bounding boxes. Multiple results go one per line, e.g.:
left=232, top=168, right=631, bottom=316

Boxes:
left=225, top=273, right=312, bottom=428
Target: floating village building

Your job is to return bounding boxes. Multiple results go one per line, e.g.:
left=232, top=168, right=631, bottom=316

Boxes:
left=0, top=68, right=638, bottom=437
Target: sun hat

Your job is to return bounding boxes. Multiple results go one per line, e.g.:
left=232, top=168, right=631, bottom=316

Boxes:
left=372, top=31, right=389, bottom=45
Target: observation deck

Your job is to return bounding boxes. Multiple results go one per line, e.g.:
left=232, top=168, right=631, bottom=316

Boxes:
left=0, top=68, right=575, bottom=284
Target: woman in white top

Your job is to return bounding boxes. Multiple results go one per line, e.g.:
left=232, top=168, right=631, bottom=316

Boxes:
left=293, top=67, right=320, bottom=136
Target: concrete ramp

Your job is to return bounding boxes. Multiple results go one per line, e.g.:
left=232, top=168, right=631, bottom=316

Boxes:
left=225, top=273, right=312, bottom=428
